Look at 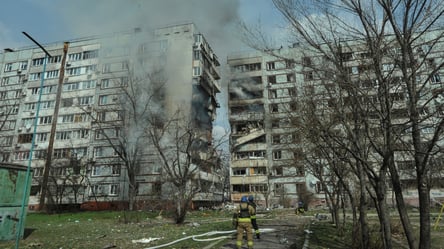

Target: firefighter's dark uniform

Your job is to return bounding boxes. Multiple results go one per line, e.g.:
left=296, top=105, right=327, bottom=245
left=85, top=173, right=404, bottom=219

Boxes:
left=248, top=196, right=260, bottom=239
left=235, top=199, right=255, bottom=249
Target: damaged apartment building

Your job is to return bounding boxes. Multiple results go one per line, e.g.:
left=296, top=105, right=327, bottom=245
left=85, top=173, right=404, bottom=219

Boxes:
left=228, top=29, right=444, bottom=209
left=227, top=50, right=319, bottom=208
left=0, top=23, right=223, bottom=210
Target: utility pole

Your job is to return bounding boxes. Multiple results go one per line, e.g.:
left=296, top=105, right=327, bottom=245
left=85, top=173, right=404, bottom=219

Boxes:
left=38, top=42, right=69, bottom=211
left=17, top=32, right=52, bottom=249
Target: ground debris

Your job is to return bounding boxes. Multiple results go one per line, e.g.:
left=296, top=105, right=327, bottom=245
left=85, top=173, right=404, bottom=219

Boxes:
left=132, top=237, right=162, bottom=244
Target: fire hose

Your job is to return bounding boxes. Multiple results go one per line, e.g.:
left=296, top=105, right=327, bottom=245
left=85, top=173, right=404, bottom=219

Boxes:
left=143, top=228, right=276, bottom=249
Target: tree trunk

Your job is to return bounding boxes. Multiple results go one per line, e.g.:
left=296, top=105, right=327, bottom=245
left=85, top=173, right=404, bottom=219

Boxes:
left=175, top=197, right=189, bottom=224
left=375, top=178, right=392, bottom=249
left=388, top=156, right=417, bottom=249
left=418, top=177, right=431, bottom=249
left=358, top=168, right=370, bottom=249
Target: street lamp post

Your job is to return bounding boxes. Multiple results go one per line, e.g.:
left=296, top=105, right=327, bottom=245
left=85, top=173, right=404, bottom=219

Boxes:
left=15, top=32, right=52, bottom=249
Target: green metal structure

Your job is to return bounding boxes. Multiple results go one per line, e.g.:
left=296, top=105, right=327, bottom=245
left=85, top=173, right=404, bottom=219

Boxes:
left=0, top=163, right=32, bottom=241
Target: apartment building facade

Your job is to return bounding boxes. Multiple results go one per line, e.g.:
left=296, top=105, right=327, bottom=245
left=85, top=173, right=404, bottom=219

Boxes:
left=227, top=49, right=322, bottom=208
left=0, top=23, right=223, bottom=210
left=227, top=30, right=444, bottom=208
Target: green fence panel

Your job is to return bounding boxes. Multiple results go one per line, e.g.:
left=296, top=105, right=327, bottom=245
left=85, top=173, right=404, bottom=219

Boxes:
left=0, top=164, right=32, bottom=241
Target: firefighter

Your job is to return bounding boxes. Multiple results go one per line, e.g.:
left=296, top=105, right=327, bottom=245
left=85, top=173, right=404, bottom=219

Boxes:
left=248, top=195, right=260, bottom=239
left=235, top=196, right=255, bottom=249
left=296, top=200, right=305, bottom=215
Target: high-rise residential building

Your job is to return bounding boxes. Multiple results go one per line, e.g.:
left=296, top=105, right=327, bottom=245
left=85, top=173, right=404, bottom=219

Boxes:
left=0, top=23, right=223, bottom=210
left=227, top=49, right=318, bottom=208
left=227, top=30, right=444, bottom=209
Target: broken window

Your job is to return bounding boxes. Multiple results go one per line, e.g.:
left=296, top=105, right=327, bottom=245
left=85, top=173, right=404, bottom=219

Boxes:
left=273, top=150, right=282, bottom=160
left=232, top=185, right=250, bottom=192
left=268, top=75, right=276, bottom=84
left=233, top=168, right=247, bottom=175
left=270, top=104, right=279, bottom=113
left=234, top=151, right=266, bottom=159
left=232, top=63, right=261, bottom=73
left=17, top=133, right=33, bottom=143
left=252, top=167, right=267, bottom=175
left=272, top=135, right=281, bottom=144
left=251, top=184, right=268, bottom=192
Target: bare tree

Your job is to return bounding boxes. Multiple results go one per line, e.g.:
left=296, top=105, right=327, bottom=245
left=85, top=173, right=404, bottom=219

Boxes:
left=0, top=97, right=21, bottom=162
left=87, top=64, right=166, bottom=211
left=32, top=150, right=88, bottom=212
left=240, top=0, right=444, bottom=248
left=146, top=108, right=223, bottom=224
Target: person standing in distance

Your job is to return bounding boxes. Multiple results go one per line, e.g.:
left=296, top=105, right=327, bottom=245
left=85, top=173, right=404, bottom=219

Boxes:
left=248, top=195, right=260, bottom=239
left=235, top=196, right=255, bottom=249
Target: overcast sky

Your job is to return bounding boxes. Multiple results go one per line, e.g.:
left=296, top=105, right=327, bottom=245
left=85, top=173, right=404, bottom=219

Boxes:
left=0, top=0, right=288, bottom=142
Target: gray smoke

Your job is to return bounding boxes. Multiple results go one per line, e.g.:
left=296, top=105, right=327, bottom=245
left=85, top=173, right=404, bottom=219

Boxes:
left=48, top=0, right=242, bottom=137
left=45, top=0, right=241, bottom=65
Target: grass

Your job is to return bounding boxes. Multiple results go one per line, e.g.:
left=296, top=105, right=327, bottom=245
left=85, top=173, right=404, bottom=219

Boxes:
left=2, top=208, right=443, bottom=249
left=305, top=210, right=444, bottom=249
left=0, top=210, right=235, bottom=249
